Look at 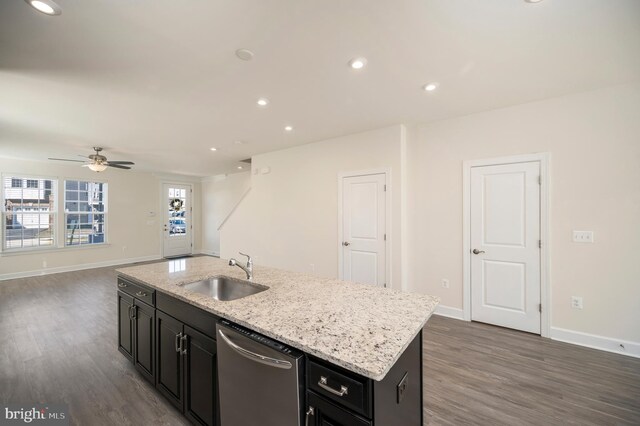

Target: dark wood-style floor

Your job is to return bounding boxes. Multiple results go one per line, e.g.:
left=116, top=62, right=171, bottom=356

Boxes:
left=1, top=264, right=639, bottom=425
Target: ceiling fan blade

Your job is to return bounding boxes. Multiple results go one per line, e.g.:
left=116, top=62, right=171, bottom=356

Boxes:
left=106, top=161, right=135, bottom=165
left=48, top=158, right=86, bottom=163
left=106, top=164, right=131, bottom=170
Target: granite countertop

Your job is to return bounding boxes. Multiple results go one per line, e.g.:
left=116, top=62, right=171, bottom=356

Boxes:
left=116, top=256, right=439, bottom=381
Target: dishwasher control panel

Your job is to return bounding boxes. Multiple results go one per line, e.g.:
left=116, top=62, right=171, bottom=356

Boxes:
left=219, top=319, right=303, bottom=357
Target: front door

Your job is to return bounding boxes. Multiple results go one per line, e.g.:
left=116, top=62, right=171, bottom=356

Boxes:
left=340, top=173, right=386, bottom=287
left=163, top=183, right=192, bottom=258
left=470, top=161, right=541, bottom=333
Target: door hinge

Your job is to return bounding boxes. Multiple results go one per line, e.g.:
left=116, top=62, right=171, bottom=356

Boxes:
left=384, top=184, right=387, bottom=192
left=384, top=283, right=387, bottom=288
left=539, top=240, right=542, bottom=248
left=384, top=233, right=387, bottom=241
left=539, top=303, right=542, bottom=313
left=538, top=175, right=541, bottom=185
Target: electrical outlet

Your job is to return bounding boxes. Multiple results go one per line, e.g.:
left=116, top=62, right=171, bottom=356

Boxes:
left=573, top=231, right=594, bottom=243
left=396, top=372, right=408, bottom=403
left=571, top=296, right=583, bottom=309
left=42, top=260, right=47, bottom=268
left=309, top=263, right=315, bottom=273
left=441, top=279, right=450, bottom=288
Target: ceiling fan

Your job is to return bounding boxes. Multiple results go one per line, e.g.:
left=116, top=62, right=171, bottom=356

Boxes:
left=48, top=147, right=135, bottom=172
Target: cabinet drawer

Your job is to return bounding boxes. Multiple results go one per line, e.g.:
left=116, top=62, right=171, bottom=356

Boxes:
left=117, top=277, right=155, bottom=306
left=307, top=359, right=372, bottom=418
left=157, top=291, right=218, bottom=340
left=307, top=391, right=371, bottom=426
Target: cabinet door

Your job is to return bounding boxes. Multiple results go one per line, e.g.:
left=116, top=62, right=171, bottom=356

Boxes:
left=307, top=391, right=371, bottom=426
left=133, top=300, right=155, bottom=384
left=117, top=291, right=134, bottom=362
left=183, top=325, right=218, bottom=426
left=156, top=311, right=184, bottom=410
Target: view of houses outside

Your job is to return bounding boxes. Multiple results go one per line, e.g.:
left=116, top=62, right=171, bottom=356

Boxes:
left=3, top=177, right=56, bottom=249
left=2, top=177, right=107, bottom=249
left=64, top=180, right=107, bottom=246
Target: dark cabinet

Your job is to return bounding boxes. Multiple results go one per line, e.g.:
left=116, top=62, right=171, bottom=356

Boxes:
left=306, top=331, right=423, bottom=426
left=184, top=325, right=218, bottom=426
left=118, top=289, right=155, bottom=385
left=306, top=391, right=371, bottom=426
left=155, top=311, right=218, bottom=426
left=133, top=299, right=155, bottom=383
left=117, top=291, right=134, bottom=361
left=156, top=310, right=184, bottom=409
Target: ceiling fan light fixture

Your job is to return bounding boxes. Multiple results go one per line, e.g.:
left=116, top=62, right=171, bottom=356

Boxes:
left=87, top=163, right=108, bottom=172
left=25, top=0, right=62, bottom=15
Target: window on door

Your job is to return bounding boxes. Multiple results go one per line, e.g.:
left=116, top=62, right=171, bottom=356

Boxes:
left=2, top=176, right=57, bottom=250
left=168, top=187, right=187, bottom=237
left=64, top=180, right=108, bottom=246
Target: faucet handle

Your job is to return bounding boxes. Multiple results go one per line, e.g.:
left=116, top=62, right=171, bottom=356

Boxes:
left=239, top=252, right=252, bottom=264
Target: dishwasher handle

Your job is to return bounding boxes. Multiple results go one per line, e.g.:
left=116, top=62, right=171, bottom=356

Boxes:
left=218, top=329, right=293, bottom=370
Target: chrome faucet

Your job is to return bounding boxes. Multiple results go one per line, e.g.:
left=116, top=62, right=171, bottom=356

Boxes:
left=228, top=252, right=253, bottom=280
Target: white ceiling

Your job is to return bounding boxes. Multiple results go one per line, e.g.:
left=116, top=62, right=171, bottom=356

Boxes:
left=1, top=0, right=639, bottom=177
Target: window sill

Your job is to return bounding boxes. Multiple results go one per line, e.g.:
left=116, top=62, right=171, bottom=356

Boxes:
left=0, top=243, right=111, bottom=257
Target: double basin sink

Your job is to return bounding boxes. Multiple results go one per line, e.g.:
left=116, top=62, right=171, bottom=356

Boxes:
left=181, top=275, right=267, bottom=301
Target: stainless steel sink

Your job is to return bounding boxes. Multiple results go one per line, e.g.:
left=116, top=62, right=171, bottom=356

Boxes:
left=181, top=276, right=268, bottom=301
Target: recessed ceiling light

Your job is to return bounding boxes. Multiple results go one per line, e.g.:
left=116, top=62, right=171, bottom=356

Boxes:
left=349, top=57, right=367, bottom=70
left=237, top=166, right=243, bottom=170
left=235, top=48, right=254, bottom=61
left=210, top=147, right=217, bottom=151
left=233, top=140, right=246, bottom=145
left=25, top=0, right=62, bottom=15
left=284, top=126, right=293, bottom=132
left=257, top=98, right=269, bottom=107
left=423, top=83, right=439, bottom=92
left=525, top=0, right=544, bottom=2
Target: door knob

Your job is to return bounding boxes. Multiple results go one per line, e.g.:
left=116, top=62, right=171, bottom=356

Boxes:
left=472, top=249, right=485, bottom=255
left=342, top=241, right=350, bottom=246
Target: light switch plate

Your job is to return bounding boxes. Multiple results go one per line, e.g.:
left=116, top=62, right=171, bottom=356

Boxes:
left=573, top=231, right=594, bottom=243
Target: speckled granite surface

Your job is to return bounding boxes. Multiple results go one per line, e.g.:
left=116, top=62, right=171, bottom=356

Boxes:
left=116, top=256, right=439, bottom=381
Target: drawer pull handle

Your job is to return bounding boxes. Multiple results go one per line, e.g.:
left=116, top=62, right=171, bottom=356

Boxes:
left=175, top=332, right=183, bottom=353
left=118, top=282, right=127, bottom=288
left=318, top=376, right=348, bottom=397
left=136, top=291, right=147, bottom=297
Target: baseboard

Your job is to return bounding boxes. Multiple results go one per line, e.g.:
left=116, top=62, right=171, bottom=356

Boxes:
left=434, top=305, right=466, bottom=320
left=550, top=327, right=640, bottom=358
left=0, top=255, right=162, bottom=281
left=200, top=250, right=220, bottom=258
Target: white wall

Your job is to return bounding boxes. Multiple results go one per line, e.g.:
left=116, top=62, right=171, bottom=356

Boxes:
left=406, top=83, right=640, bottom=343
left=0, top=159, right=200, bottom=279
left=220, top=125, right=406, bottom=286
left=201, top=172, right=251, bottom=256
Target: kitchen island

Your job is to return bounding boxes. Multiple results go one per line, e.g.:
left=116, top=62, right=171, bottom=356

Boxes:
left=116, top=256, right=438, bottom=426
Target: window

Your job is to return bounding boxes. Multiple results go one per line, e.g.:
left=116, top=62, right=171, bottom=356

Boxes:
left=64, top=180, right=107, bottom=246
left=26, top=179, right=38, bottom=188
left=2, top=176, right=57, bottom=250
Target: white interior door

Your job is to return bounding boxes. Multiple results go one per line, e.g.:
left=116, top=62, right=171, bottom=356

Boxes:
left=341, top=173, right=386, bottom=287
left=163, top=183, right=192, bottom=258
left=470, top=162, right=541, bottom=333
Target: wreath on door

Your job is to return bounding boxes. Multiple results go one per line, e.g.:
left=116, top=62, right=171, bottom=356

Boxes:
left=170, top=198, right=183, bottom=211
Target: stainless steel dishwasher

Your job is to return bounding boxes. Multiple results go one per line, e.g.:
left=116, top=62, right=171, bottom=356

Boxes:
left=216, top=320, right=304, bottom=426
